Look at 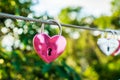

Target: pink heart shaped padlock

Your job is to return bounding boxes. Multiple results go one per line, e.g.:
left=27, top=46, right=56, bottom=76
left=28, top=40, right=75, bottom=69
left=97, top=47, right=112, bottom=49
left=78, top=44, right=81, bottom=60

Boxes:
left=33, top=20, right=66, bottom=63
left=111, top=31, right=120, bottom=56
left=111, top=40, right=120, bottom=56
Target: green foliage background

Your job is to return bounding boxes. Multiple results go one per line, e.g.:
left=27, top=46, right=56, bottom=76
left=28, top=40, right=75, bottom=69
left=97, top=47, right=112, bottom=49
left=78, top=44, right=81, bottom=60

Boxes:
left=0, top=0, right=120, bottom=80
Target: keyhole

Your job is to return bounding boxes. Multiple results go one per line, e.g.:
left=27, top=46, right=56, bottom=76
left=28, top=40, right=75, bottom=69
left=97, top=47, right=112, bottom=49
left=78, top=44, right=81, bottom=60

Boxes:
left=107, top=47, right=110, bottom=52
left=48, top=48, right=52, bottom=56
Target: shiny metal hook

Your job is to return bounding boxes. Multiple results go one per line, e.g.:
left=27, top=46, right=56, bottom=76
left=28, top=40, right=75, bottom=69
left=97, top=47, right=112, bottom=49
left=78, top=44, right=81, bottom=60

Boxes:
left=40, top=19, right=62, bottom=35
left=47, top=19, right=62, bottom=35
left=40, top=23, right=45, bottom=33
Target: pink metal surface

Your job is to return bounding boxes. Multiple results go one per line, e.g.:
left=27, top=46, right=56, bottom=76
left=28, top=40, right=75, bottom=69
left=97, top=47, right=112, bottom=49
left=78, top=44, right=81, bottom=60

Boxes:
left=33, top=33, right=66, bottom=63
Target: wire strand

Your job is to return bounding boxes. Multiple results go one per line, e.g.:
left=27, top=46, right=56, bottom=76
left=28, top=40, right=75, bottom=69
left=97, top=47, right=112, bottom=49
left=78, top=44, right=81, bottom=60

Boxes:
left=0, top=12, right=109, bottom=32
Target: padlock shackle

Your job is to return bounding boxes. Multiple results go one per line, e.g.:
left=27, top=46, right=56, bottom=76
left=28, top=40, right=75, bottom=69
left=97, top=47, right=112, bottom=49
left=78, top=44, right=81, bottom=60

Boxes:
left=40, top=19, right=62, bottom=35
left=106, top=30, right=116, bottom=39
left=100, top=29, right=116, bottom=39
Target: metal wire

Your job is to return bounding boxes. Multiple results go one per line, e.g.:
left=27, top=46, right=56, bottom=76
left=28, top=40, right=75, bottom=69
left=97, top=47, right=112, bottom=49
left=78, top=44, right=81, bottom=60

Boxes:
left=0, top=12, right=110, bottom=32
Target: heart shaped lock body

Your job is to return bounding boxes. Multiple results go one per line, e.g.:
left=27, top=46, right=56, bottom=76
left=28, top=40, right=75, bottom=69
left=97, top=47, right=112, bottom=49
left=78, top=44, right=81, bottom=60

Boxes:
left=97, top=38, right=119, bottom=56
left=33, top=33, right=66, bottom=63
